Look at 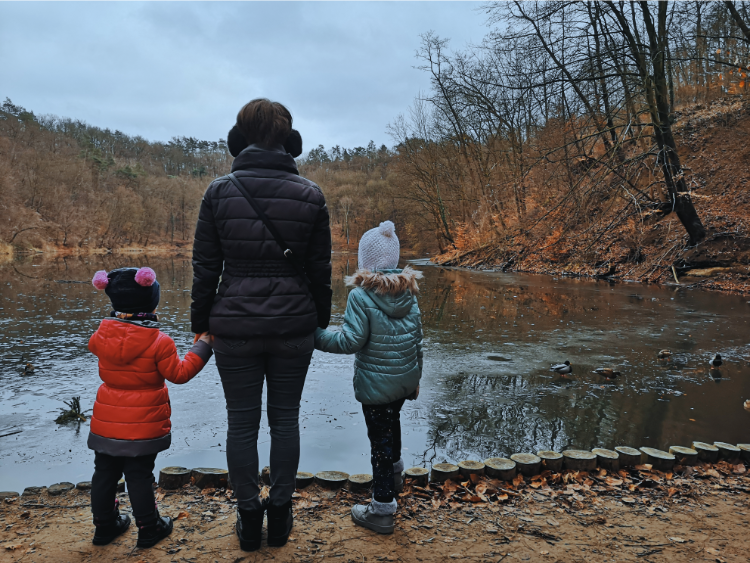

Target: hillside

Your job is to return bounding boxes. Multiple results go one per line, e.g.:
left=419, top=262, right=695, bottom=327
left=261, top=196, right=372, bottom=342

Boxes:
left=434, top=99, right=750, bottom=294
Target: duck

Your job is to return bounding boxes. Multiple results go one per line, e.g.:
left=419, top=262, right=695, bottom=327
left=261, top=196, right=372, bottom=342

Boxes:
left=23, top=363, right=34, bottom=375
left=709, top=353, right=722, bottom=368
left=657, top=349, right=672, bottom=359
left=550, top=361, right=572, bottom=374
left=744, top=399, right=750, bottom=410
left=593, top=367, right=620, bottom=378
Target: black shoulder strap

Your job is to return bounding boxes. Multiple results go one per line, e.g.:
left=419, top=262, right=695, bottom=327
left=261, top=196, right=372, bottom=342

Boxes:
left=226, top=172, right=311, bottom=285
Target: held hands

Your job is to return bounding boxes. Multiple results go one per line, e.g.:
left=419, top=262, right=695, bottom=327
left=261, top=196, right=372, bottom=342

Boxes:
left=194, top=332, right=212, bottom=345
left=414, top=385, right=420, bottom=400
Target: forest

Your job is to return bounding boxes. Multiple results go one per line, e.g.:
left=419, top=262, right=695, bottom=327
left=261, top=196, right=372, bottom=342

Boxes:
left=2, top=1, right=750, bottom=291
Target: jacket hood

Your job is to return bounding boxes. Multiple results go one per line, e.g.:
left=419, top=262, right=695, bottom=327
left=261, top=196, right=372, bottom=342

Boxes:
left=231, top=144, right=299, bottom=175
left=89, top=318, right=160, bottom=364
left=346, top=266, right=422, bottom=319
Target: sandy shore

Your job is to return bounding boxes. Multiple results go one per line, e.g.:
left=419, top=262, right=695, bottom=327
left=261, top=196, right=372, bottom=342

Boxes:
left=1, top=461, right=748, bottom=563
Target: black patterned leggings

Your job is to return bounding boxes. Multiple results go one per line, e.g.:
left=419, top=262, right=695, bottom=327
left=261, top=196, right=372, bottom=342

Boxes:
left=362, top=398, right=406, bottom=503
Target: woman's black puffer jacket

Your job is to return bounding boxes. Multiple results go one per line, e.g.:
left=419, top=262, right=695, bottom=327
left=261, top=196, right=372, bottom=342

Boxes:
left=191, top=144, right=332, bottom=338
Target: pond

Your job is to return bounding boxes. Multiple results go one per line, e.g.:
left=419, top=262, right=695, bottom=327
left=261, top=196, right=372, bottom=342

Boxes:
left=1, top=253, right=749, bottom=493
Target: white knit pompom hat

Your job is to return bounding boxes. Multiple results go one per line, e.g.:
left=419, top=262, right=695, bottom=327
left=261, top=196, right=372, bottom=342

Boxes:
left=358, top=221, right=400, bottom=271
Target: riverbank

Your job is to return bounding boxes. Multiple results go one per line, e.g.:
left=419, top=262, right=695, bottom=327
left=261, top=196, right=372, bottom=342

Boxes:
left=434, top=99, right=750, bottom=296
left=2, top=460, right=749, bottom=562
left=1, top=242, right=194, bottom=262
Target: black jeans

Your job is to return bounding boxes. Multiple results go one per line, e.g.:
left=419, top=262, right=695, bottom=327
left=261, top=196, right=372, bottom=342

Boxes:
left=91, top=452, right=157, bottom=522
left=214, top=333, right=314, bottom=511
left=362, top=398, right=406, bottom=503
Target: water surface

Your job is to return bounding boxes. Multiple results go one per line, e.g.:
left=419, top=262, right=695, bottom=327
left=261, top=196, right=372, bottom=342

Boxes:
left=1, top=254, right=749, bottom=493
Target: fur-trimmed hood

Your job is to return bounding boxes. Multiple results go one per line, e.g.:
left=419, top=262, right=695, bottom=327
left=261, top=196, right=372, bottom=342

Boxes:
left=345, top=266, right=422, bottom=295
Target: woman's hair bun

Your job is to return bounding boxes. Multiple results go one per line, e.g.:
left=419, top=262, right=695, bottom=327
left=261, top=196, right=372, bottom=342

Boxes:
left=284, top=129, right=303, bottom=158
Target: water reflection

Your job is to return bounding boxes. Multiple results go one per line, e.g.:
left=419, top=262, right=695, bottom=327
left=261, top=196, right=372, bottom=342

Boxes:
left=1, top=253, right=749, bottom=493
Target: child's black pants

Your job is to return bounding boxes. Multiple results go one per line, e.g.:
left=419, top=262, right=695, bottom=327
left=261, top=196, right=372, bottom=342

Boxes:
left=362, top=398, right=406, bottom=503
left=91, top=451, right=157, bottom=522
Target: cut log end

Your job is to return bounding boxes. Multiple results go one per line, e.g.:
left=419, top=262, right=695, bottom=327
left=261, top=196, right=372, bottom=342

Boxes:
left=158, top=466, right=191, bottom=490
left=405, top=467, right=429, bottom=486
left=430, top=463, right=459, bottom=483
left=191, top=468, right=228, bottom=490
left=639, top=447, right=675, bottom=471
left=562, top=450, right=596, bottom=472
left=261, top=466, right=271, bottom=486
left=592, top=448, right=620, bottom=471
left=458, top=460, right=485, bottom=478
left=714, top=442, right=741, bottom=461
left=295, top=471, right=314, bottom=489
left=668, top=446, right=698, bottom=466
left=22, top=487, right=46, bottom=497
left=692, top=441, right=720, bottom=463
left=348, top=474, right=373, bottom=492
left=510, top=453, right=542, bottom=476
left=537, top=450, right=563, bottom=472
left=615, top=446, right=642, bottom=467
left=484, top=458, right=517, bottom=481
left=314, top=471, right=350, bottom=490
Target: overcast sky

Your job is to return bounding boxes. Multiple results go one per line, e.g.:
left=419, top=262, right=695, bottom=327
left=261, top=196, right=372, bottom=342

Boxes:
left=1, top=1, right=488, bottom=151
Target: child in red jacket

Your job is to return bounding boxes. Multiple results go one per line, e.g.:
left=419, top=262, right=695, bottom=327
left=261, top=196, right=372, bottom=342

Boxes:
left=88, top=267, right=211, bottom=548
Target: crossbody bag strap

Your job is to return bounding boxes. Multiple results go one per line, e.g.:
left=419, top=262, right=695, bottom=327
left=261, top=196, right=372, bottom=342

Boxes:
left=226, top=172, right=311, bottom=285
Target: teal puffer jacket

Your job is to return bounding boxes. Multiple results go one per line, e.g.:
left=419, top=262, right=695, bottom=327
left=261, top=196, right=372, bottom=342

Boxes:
left=314, top=267, right=423, bottom=405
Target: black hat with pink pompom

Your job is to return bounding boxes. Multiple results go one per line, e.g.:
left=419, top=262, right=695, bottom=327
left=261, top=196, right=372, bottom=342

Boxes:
left=92, top=267, right=160, bottom=313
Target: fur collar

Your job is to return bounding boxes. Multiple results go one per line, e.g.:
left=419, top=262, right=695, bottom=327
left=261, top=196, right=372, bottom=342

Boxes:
left=345, top=266, right=423, bottom=295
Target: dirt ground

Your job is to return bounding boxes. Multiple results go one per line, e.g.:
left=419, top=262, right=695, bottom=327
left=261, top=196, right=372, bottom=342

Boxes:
left=1, top=461, right=749, bottom=563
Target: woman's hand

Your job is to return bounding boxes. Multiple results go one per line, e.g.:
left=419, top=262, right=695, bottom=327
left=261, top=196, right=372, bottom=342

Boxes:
left=414, top=385, right=420, bottom=399
left=194, top=332, right=209, bottom=344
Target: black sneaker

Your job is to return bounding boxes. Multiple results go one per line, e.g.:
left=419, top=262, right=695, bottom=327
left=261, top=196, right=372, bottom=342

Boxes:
left=236, top=505, right=265, bottom=552
left=266, top=500, right=293, bottom=547
left=92, top=501, right=131, bottom=546
left=136, top=511, right=173, bottom=548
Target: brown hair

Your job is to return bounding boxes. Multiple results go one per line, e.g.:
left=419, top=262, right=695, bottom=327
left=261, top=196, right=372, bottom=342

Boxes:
left=236, top=98, right=292, bottom=148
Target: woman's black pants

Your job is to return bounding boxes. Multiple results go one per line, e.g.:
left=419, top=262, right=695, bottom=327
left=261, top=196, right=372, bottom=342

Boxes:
left=214, top=334, right=314, bottom=511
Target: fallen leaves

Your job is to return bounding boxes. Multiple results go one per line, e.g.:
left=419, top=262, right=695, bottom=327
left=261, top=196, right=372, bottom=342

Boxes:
left=175, top=510, right=189, bottom=520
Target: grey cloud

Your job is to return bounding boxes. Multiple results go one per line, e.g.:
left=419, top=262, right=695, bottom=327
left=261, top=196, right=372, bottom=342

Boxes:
left=1, top=1, right=485, bottom=149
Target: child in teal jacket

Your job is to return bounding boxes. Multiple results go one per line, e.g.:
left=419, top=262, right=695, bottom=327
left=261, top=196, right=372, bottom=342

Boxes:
left=315, top=221, right=423, bottom=534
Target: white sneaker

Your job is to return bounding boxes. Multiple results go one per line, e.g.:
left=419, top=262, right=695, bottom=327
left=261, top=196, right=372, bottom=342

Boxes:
left=351, top=504, right=394, bottom=534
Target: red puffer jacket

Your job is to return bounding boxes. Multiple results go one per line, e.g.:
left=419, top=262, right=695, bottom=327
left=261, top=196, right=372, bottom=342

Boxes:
left=87, top=318, right=212, bottom=457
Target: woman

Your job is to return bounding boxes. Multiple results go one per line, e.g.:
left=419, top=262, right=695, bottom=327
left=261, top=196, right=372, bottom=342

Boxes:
left=191, top=99, right=332, bottom=552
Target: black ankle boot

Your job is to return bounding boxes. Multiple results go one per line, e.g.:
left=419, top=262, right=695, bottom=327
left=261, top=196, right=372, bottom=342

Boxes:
left=136, top=510, right=173, bottom=548
left=236, top=505, right=265, bottom=552
left=266, top=500, right=293, bottom=547
left=92, top=500, right=131, bottom=546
